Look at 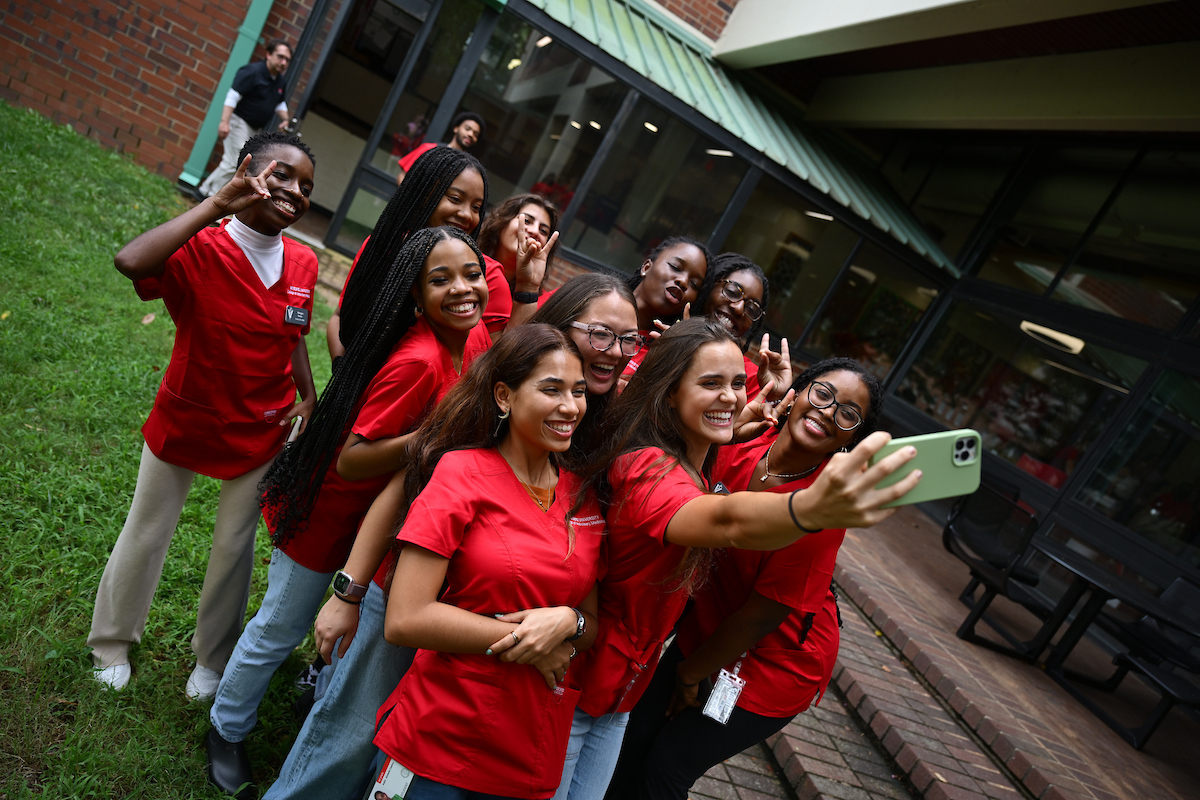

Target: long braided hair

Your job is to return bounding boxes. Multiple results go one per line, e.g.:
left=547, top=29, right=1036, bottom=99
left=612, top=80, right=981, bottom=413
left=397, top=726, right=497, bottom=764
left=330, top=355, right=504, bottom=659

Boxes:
left=261, top=226, right=485, bottom=544
left=339, top=146, right=488, bottom=347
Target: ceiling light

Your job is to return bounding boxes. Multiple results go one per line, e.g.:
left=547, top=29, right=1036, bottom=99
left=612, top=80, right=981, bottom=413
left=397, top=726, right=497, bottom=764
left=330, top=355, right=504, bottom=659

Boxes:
left=805, top=210, right=834, bottom=221
left=644, top=122, right=658, bottom=133
left=549, top=134, right=561, bottom=140
left=507, top=58, right=522, bottom=70
left=705, top=148, right=733, bottom=157
left=1020, top=321, right=1085, bottom=354
left=569, top=120, right=582, bottom=129
left=536, top=36, right=553, bottom=48
left=590, top=120, right=601, bottom=129
left=848, top=265, right=876, bottom=283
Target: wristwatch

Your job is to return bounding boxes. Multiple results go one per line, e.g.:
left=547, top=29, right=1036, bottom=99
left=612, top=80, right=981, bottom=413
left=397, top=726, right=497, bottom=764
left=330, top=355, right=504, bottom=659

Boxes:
left=512, top=290, right=540, bottom=304
left=566, top=607, right=586, bottom=641
left=332, top=570, right=368, bottom=603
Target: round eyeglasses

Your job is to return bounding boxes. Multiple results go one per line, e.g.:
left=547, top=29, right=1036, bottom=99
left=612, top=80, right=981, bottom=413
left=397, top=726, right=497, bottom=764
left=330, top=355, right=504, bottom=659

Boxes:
left=808, top=381, right=863, bottom=430
left=717, top=280, right=764, bottom=321
left=568, top=321, right=645, bottom=357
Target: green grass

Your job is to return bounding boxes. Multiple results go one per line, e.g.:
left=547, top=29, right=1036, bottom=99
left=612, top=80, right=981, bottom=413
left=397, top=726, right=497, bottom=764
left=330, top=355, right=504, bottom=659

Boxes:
left=0, top=102, right=335, bottom=798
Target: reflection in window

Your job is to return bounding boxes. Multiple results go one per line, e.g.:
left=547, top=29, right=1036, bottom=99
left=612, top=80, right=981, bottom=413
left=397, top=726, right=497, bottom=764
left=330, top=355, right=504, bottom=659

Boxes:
left=721, top=175, right=859, bottom=344
left=1077, top=369, right=1200, bottom=568
left=802, top=243, right=938, bottom=380
left=564, top=97, right=748, bottom=271
left=1052, top=150, right=1200, bottom=331
left=896, top=302, right=1147, bottom=489
left=976, top=147, right=1136, bottom=293
left=451, top=14, right=628, bottom=203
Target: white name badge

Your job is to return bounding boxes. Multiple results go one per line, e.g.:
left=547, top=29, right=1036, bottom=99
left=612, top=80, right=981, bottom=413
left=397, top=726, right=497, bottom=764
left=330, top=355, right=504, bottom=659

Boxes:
left=364, top=758, right=415, bottom=800
left=702, top=667, right=746, bottom=725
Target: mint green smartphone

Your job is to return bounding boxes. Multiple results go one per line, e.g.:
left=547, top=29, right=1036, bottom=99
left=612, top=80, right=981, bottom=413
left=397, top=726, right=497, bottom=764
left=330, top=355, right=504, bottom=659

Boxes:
left=869, top=429, right=982, bottom=508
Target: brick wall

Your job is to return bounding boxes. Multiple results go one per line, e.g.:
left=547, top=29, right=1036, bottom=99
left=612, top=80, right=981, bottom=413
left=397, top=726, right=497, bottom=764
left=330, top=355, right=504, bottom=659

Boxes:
left=0, top=0, right=319, bottom=180
left=653, top=0, right=738, bottom=41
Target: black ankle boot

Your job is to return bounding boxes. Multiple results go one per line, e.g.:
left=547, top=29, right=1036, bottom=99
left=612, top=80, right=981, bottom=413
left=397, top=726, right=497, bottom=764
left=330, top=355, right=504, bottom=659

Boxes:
left=205, top=728, right=254, bottom=799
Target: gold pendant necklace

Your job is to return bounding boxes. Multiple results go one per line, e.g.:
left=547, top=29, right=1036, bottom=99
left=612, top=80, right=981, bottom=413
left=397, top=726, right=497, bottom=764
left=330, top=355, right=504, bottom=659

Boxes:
left=760, top=440, right=820, bottom=483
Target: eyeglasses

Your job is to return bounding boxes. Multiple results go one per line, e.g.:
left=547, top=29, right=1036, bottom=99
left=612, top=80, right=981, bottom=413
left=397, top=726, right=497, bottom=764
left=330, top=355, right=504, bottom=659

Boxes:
left=808, top=381, right=863, bottom=431
left=717, top=280, right=764, bottom=321
left=568, top=321, right=645, bottom=357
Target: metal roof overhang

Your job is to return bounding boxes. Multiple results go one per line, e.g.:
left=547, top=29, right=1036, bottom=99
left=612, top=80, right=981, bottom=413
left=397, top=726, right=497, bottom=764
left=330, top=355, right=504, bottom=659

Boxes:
left=510, top=0, right=958, bottom=275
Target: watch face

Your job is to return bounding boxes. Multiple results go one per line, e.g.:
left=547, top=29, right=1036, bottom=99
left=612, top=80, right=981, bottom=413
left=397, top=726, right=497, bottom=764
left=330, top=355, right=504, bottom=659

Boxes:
left=332, top=572, right=350, bottom=595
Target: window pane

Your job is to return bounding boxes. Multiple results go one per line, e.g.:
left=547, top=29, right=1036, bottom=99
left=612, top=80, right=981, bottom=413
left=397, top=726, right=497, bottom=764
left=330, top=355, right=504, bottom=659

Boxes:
left=1052, top=150, right=1200, bottom=330
left=564, top=97, right=748, bottom=271
left=721, top=175, right=859, bottom=344
left=896, top=301, right=1147, bottom=489
left=450, top=15, right=628, bottom=204
left=802, top=243, right=938, bottom=379
left=1076, top=369, right=1200, bottom=569
left=908, top=145, right=1022, bottom=264
left=976, top=147, right=1136, bottom=292
left=880, top=138, right=940, bottom=205
left=333, top=187, right=390, bottom=253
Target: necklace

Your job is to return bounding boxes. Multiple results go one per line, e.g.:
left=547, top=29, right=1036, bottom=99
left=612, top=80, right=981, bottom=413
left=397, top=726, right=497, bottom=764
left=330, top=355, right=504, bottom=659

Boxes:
left=760, top=440, right=820, bottom=483
left=519, top=479, right=555, bottom=512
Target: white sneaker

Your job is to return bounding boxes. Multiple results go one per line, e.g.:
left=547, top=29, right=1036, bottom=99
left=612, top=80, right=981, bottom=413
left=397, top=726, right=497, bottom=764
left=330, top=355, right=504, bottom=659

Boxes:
left=185, top=664, right=222, bottom=701
left=93, top=663, right=131, bottom=691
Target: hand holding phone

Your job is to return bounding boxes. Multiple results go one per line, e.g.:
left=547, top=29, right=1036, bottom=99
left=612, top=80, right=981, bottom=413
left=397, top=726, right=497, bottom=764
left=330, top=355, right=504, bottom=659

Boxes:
left=869, top=429, right=982, bottom=508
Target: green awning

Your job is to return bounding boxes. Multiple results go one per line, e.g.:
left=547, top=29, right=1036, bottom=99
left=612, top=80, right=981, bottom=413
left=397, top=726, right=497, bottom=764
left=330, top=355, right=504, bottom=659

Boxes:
left=523, top=0, right=958, bottom=275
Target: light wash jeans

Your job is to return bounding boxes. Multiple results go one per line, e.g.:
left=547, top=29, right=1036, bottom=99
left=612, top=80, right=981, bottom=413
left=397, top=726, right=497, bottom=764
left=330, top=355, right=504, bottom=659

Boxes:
left=264, top=582, right=415, bottom=800
left=551, top=708, right=630, bottom=800
left=209, top=548, right=333, bottom=742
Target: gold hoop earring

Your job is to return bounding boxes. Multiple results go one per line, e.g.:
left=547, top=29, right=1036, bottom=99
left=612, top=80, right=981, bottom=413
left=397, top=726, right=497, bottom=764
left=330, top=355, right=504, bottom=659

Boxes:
left=493, top=408, right=510, bottom=437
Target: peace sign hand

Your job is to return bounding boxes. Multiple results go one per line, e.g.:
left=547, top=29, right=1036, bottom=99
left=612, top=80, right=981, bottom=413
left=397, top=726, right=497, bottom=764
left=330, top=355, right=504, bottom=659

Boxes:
left=210, top=154, right=274, bottom=216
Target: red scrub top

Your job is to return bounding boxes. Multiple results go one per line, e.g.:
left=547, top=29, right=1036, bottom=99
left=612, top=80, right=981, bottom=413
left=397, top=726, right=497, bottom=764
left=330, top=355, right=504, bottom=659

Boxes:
left=571, top=448, right=706, bottom=717
left=675, top=434, right=844, bottom=717
left=136, top=221, right=317, bottom=479
left=271, top=317, right=490, bottom=573
left=338, top=240, right=510, bottom=335
left=374, top=449, right=605, bottom=799
left=397, top=142, right=437, bottom=172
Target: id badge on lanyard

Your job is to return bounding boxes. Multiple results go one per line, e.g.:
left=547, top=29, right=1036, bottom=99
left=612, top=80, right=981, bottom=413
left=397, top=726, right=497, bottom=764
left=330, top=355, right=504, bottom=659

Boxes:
left=702, top=655, right=746, bottom=725
left=365, top=757, right=415, bottom=799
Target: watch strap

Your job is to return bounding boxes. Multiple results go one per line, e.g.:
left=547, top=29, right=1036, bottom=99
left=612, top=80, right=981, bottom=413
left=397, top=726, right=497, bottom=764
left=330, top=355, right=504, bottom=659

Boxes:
left=513, top=291, right=540, bottom=304
left=566, top=607, right=586, bottom=641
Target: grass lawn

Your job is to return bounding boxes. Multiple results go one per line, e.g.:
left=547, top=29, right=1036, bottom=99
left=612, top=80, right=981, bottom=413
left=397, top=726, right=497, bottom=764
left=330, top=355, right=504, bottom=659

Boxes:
left=0, top=101, right=336, bottom=798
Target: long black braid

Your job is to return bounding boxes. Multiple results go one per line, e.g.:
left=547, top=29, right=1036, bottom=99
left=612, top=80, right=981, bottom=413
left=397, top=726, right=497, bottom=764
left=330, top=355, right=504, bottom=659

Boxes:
left=261, top=226, right=486, bottom=545
left=339, top=146, right=488, bottom=348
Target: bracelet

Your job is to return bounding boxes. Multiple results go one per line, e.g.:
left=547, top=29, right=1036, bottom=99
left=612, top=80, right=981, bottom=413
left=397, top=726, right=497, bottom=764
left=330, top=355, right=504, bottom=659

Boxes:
left=788, top=489, right=823, bottom=533
left=513, top=290, right=540, bottom=304
left=569, top=645, right=577, bottom=660
left=333, top=593, right=361, bottom=605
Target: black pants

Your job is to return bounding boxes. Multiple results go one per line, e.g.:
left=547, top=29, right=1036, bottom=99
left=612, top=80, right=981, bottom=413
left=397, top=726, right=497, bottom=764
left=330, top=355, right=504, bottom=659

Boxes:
left=605, top=643, right=792, bottom=800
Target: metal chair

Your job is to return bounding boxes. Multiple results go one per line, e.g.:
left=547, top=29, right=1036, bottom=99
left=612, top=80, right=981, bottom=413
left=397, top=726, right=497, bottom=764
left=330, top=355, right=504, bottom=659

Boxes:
left=943, top=483, right=1047, bottom=659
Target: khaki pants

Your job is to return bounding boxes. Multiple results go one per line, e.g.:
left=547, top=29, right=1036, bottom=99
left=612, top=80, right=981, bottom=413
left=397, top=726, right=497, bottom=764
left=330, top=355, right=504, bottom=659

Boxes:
left=199, top=113, right=259, bottom=197
left=88, top=442, right=274, bottom=672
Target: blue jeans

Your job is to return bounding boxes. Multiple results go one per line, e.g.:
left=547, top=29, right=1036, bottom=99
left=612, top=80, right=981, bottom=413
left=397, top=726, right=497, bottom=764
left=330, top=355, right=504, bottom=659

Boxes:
left=210, top=549, right=333, bottom=742
left=264, top=582, right=415, bottom=800
left=551, top=708, right=630, bottom=800
left=404, top=776, right=513, bottom=799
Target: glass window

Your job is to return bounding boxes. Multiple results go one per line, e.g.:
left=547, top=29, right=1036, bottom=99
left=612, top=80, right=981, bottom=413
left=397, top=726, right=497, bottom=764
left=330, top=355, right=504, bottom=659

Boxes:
left=1076, top=369, right=1200, bottom=569
left=879, top=138, right=940, bottom=205
left=563, top=97, right=748, bottom=272
left=449, top=14, right=628, bottom=204
left=721, top=175, right=860, bottom=344
left=907, top=145, right=1022, bottom=264
left=802, top=243, right=938, bottom=379
left=1052, top=149, right=1200, bottom=331
left=896, top=301, right=1147, bottom=489
left=976, top=147, right=1137, bottom=293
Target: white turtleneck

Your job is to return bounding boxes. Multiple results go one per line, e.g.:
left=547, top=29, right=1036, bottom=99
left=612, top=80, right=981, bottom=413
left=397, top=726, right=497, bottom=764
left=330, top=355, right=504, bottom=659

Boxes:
left=226, top=215, right=284, bottom=289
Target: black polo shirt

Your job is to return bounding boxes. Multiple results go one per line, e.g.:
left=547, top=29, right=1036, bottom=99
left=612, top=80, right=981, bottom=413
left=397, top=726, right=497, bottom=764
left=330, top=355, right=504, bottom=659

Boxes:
left=232, top=60, right=286, bottom=130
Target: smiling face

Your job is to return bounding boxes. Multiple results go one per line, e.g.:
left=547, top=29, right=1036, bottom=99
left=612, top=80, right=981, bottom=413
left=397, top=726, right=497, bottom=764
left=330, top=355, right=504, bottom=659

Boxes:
left=566, top=290, right=639, bottom=396
left=451, top=119, right=482, bottom=150
left=265, top=44, right=291, bottom=77
left=786, top=369, right=870, bottom=455
left=426, top=168, right=485, bottom=233
left=635, top=243, right=707, bottom=321
left=415, top=237, right=488, bottom=337
left=496, top=348, right=587, bottom=456
left=496, top=203, right=552, bottom=272
left=708, top=268, right=764, bottom=338
left=237, top=144, right=313, bottom=235
left=669, top=340, right=747, bottom=467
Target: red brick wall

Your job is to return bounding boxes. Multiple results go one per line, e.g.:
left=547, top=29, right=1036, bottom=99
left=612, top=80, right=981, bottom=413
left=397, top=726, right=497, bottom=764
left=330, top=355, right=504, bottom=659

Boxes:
left=0, top=0, right=319, bottom=179
left=655, top=0, right=738, bottom=41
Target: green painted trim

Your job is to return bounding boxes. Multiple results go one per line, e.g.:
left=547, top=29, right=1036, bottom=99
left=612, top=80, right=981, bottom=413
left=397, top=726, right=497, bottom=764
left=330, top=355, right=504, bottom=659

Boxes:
left=178, top=0, right=277, bottom=186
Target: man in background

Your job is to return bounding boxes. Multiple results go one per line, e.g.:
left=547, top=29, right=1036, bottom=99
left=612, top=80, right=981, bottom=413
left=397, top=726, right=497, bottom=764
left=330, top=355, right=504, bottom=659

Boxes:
left=395, top=111, right=484, bottom=185
left=199, top=39, right=292, bottom=198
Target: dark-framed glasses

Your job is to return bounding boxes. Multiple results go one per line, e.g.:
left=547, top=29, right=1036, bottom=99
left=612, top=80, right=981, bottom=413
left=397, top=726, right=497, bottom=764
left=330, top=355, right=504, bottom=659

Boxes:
left=808, top=381, right=863, bottom=431
left=717, top=280, right=764, bottom=321
left=568, top=321, right=644, bottom=357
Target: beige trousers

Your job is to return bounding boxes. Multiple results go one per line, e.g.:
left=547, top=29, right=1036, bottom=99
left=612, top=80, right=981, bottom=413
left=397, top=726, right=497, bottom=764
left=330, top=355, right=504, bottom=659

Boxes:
left=88, top=442, right=274, bottom=672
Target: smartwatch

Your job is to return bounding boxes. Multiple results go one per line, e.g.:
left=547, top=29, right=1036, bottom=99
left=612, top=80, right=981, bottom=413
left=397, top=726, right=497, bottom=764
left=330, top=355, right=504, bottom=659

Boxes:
left=566, top=607, right=586, bottom=641
left=513, top=290, right=540, bottom=305
left=332, top=570, right=368, bottom=602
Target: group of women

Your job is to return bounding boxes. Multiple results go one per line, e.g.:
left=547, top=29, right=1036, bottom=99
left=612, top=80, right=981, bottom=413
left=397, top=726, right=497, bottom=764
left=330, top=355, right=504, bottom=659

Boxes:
left=206, top=144, right=921, bottom=800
